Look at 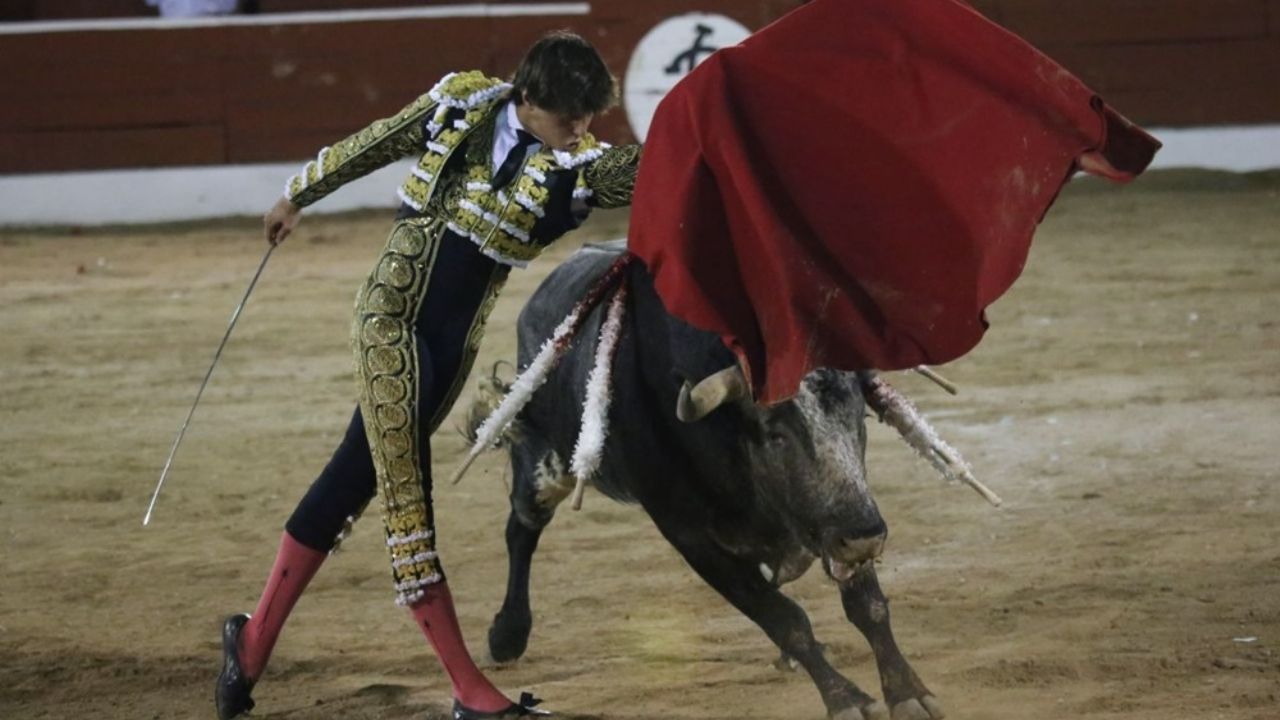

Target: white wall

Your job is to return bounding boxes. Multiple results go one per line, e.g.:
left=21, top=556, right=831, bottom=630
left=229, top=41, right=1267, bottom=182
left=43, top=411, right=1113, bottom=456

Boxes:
left=0, top=125, right=1276, bottom=226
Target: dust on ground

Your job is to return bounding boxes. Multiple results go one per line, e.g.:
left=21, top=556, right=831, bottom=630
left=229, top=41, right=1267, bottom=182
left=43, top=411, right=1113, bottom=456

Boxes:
left=1, top=170, right=1278, bottom=720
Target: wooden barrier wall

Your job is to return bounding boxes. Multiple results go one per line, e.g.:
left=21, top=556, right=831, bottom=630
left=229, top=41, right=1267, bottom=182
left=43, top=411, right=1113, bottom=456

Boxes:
left=0, top=1, right=800, bottom=173
left=970, top=0, right=1280, bottom=126
left=2, top=1, right=1278, bottom=174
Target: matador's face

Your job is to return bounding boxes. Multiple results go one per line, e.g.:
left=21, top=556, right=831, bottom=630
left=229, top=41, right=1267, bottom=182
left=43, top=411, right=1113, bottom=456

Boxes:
left=518, top=97, right=594, bottom=153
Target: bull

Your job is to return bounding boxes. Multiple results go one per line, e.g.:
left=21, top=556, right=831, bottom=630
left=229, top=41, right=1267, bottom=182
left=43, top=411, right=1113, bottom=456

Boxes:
left=475, top=241, right=945, bottom=720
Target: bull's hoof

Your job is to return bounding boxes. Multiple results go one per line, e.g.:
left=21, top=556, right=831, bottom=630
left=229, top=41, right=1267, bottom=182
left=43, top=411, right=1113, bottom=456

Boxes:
left=487, top=609, right=532, bottom=664
left=890, top=696, right=945, bottom=720
left=831, top=700, right=889, bottom=720
left=771, top=651, right=799, bottom=672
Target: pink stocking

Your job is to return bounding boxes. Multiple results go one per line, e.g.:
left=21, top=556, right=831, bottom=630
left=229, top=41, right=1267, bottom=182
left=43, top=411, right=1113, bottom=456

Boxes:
left=238, top=532, right=327, bottom=680
left=408, top=580, right=510, bottom=712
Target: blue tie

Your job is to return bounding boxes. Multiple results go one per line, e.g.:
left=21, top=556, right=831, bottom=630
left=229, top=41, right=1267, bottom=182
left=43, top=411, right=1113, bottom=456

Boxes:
left=492, top=129, right=538, bottom=190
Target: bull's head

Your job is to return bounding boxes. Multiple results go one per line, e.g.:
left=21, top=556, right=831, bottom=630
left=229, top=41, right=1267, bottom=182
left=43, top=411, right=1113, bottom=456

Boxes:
left=678, top=365, right=886, bottom=583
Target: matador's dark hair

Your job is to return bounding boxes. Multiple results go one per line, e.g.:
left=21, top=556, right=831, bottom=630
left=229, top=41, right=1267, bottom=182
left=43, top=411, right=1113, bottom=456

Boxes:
left=510, top=31, right=618, bottom=117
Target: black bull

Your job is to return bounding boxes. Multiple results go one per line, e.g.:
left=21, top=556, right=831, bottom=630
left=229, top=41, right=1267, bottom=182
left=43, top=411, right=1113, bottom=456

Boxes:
left=481, top=242, right=944, bottom=720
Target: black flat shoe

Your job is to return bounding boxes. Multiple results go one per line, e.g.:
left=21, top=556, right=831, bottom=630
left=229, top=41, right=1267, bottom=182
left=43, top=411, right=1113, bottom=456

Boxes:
left=452, top=692, right=551, bottom=719
left=215, top=613, right=256, bottom=720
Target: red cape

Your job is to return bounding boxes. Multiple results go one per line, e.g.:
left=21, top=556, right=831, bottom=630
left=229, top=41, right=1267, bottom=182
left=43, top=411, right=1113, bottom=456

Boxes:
left=627, top=0, right=1160, bottom=404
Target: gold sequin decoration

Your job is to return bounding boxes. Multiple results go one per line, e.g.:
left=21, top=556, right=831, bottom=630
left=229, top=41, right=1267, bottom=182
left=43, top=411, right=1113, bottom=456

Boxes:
left=377, top=255, right=415, bottom=289
left=288, top=92, right=436, bottom=208
left=583, top=144, right=643, bottom=209
left=388, top=225, right=426, bottom=255
left=382, top=430, right=412, bottom=457
left=362, top=316, right=401, bottom=346
left=371, top=376, right=407, bottom=403
left=376, top=405, right=408, bottom=430
left=365, top=347, right=404, bottom=375
left=366, top=285, right=405, bottom=315
left=387, top=456, right=416, bottom=482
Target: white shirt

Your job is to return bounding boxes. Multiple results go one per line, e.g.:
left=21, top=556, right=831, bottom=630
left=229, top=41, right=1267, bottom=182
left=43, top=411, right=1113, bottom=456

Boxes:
left=491, top=101, right=543, bottom=174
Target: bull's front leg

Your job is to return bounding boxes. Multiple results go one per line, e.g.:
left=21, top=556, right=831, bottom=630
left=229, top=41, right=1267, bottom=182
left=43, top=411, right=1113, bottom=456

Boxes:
left=653, top=518, right=889, bottom=720
left=839, top=566, right=944, bottom=720
left=488, top=444, right=571, bottom=663
left=487, top=510, right=543, bottom=663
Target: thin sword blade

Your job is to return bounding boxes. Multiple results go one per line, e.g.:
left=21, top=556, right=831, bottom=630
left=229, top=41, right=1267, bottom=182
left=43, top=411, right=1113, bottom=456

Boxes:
left=143, top=243, right=276, bottom=526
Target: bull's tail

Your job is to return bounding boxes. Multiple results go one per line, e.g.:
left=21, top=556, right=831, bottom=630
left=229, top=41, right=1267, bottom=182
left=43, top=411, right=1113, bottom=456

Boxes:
left=462, top=361, right=519, bottom=447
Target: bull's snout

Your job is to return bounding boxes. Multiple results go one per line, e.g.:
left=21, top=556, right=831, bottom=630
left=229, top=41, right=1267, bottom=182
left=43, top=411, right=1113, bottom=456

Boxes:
left=824, top=524, right=887, bottom=583
left=835, top=530, right=887, bottom=565
left=821, top=514, right=887, bottom=563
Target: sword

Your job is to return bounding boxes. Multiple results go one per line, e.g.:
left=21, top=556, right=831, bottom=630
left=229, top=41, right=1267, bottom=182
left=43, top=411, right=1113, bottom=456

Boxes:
left=143, top=243, right=276, bottom=526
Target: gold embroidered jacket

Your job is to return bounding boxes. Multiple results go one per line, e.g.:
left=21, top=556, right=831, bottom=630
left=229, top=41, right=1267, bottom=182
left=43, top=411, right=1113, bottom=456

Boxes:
left=285, top=71, right=642, bottom=267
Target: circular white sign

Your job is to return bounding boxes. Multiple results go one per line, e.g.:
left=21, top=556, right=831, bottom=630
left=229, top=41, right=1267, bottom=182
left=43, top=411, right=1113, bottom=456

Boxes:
left=624, top=13, right=752, bottom=142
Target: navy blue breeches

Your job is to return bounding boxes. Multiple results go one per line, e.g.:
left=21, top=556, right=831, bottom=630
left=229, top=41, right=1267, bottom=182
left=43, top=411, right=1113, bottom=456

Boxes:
left=285, top=227, right=508, bottom=553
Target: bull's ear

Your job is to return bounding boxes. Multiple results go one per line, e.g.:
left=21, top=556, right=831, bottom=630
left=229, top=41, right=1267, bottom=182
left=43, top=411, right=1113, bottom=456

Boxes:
left=676, top=365, right=749, bottom=422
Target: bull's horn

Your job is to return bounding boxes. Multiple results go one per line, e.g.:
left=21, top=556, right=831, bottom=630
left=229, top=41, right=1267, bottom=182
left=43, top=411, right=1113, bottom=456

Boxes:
left=676, top=365, right=749, bottom=422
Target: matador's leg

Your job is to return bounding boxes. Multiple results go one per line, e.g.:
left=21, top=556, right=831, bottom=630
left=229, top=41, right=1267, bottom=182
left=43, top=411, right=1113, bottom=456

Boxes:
left=355, top=222, right=515, bottom=713
left=356, top=222, right=510, bottom=603
left=354, top=220, right=448, bottom=605
left=285, top=406, right=377, bottom=552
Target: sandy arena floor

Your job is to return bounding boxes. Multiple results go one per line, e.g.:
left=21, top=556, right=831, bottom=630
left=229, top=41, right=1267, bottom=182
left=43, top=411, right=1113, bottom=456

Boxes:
left=1, top=170, right=1277, bottom=720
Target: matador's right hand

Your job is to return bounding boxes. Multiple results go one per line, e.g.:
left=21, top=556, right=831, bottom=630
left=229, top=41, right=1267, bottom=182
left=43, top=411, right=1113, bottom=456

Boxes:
left=264, top=197, right=302, bottom=246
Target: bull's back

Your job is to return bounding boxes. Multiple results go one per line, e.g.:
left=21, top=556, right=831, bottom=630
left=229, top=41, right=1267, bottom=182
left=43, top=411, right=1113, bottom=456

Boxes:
left=516, top=240, right=628, bottom=369
left=513, top=240, right=738, bottom=507
left=515, top=240, right=664, bottom=505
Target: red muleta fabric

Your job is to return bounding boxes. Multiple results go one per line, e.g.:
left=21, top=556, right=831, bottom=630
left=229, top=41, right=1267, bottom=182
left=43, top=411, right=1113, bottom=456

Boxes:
left=627, top=0, right=1160, bottom=405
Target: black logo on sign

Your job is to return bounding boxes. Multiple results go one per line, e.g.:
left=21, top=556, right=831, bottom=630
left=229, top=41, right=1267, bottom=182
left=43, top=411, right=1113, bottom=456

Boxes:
left=664, top=24, right=718, bottom=75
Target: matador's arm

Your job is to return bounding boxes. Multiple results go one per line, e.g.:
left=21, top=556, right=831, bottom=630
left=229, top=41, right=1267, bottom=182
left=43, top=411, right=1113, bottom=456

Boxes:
left=285, top=93, right=438, bottom=208
left=583, top=144, right=643, bottom=209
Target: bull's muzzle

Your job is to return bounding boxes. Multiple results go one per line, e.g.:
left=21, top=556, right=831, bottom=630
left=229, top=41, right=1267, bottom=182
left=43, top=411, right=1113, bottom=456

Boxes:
left=837, top=533, right=886, bottom=564
left=825, top=530, right=887, bottom=583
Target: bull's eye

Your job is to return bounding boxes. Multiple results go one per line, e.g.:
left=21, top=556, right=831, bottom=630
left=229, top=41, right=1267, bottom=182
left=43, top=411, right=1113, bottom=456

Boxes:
left=766, top=431, right=787, bottom=447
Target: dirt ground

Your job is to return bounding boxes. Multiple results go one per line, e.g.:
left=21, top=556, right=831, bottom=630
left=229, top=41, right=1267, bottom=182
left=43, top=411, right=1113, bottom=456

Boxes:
left=1, top=170, right=1277, bottom=720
